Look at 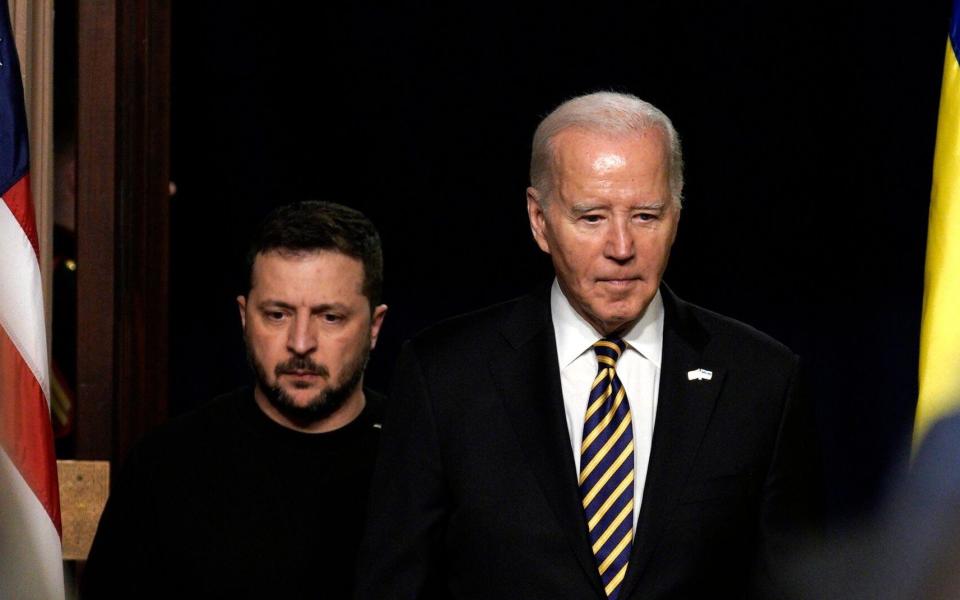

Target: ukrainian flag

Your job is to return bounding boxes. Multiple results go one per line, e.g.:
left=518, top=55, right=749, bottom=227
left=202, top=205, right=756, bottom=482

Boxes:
left=915, top=0, right=960, bottom=445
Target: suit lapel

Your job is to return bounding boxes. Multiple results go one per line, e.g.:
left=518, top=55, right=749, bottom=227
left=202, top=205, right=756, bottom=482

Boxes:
left=620, top=286, right=726, bottom=599
left=488, top=289, right=607, bottom=599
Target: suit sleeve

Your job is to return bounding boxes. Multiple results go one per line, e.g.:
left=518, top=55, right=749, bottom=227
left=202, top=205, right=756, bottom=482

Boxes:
left=355, top=341, right=451, bottom=600
left=753, top=355, right=823, bottom=598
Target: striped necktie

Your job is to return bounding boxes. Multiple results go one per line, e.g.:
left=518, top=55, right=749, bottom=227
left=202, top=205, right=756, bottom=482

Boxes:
left=580, top=338, right=634, bottom=599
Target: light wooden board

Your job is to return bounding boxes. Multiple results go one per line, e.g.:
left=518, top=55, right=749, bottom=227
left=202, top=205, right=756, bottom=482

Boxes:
left=57, top=460, right=110, bottom=561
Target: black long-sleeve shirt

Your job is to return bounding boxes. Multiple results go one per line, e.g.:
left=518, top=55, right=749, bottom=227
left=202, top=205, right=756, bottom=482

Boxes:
left=84, top=386, right=383, bottom=599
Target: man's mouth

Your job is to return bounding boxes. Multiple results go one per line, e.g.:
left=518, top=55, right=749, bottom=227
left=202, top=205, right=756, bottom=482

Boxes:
left=598, top=277, right=641, bottom=287
left=275, top=357, right=329, bottom=380
left=283, top=371, right=322, bottom=378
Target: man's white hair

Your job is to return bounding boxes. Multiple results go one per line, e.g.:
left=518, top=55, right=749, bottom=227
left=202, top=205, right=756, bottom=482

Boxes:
left=529, top=91, right=684, bottom=208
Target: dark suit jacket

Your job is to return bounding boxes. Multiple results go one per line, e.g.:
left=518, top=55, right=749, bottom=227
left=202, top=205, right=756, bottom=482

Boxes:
left=356, top=285, right=819, bottom=599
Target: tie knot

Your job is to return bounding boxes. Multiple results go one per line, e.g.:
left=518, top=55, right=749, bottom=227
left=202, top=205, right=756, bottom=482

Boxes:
left=593, top=338, right=626, bottom=368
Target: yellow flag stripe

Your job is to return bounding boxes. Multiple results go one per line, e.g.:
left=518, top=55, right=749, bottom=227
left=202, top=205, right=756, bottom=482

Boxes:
left=916, top=40, right=960, bottom=447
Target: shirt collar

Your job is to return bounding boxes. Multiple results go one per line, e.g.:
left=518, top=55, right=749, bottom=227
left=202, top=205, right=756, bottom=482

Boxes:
left=550, top=279, right=664, bottom=370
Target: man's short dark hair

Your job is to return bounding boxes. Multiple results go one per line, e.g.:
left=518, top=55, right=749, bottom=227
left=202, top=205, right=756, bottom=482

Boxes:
left=245, top=201, right=383, bottom=307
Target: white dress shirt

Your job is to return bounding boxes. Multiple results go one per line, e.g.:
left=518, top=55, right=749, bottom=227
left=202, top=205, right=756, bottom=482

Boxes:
left=550, top=279, right=664, bottom=531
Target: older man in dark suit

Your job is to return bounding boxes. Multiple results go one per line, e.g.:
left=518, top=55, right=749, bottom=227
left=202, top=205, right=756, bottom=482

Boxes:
left=356, top=92, right=819, bottom=599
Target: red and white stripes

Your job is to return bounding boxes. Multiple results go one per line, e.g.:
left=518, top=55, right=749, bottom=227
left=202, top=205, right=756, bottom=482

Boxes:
left=0, top=175, right=64, bottom=598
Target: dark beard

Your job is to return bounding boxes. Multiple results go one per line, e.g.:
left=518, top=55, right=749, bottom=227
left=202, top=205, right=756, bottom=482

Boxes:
left=246, top=337, right=370, bottom=428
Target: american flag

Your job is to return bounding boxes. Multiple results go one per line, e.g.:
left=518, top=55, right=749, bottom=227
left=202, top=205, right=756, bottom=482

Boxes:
left=0, top=1, right=64, bottom=597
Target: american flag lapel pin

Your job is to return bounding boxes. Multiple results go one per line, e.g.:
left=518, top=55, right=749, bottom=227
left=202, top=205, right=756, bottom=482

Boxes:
left=687, top=368, right=713, bottom=381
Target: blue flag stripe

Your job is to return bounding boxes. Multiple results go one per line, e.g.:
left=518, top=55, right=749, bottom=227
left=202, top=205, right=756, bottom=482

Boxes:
left=0, top=0, right=30, bottom=196
left=951, top=0, right=960, bottom=63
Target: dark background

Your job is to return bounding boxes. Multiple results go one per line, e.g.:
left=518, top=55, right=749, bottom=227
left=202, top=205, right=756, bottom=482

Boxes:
left=169, top=1, right=952, bottom=524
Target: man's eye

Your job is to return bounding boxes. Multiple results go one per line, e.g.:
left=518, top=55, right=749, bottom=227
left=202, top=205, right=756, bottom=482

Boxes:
left=636, top=212, right=658, bottom=222
left=266, top=311, right=286, bottom=321
left=581, top=214, right=603, bottom=224
left=322, top=313, right=344, bottom=323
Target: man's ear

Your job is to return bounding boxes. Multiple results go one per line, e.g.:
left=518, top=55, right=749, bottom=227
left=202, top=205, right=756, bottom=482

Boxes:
left=369, top=304, right=388, bottom=349
left=526, top=188, right=551, bottom=254
left=237, top=295, right=248, bottom=330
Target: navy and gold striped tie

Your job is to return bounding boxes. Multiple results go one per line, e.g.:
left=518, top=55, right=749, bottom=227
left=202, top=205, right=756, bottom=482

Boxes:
left=580, top=338, right=634, bottom=599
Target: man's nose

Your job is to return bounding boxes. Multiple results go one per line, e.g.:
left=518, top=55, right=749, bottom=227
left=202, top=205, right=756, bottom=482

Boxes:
left=286, top=316, right=318, bottom=355
left=605, top=220, right=635, bottom=262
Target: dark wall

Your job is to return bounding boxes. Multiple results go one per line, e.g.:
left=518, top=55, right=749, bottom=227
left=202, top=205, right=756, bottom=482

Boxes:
left=170, top=1, right=952, bottom=521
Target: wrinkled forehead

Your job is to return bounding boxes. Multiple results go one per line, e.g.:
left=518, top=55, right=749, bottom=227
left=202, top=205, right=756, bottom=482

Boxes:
left=249, top=249, right=365, bottom=293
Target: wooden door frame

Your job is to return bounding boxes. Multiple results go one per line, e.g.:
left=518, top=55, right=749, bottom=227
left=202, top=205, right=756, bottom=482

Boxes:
left=75, top=0, right=171, bottom=467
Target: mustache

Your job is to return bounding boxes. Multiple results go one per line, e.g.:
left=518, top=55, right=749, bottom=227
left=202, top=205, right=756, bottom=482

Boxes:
left=274, top=356, right=330, bottom=378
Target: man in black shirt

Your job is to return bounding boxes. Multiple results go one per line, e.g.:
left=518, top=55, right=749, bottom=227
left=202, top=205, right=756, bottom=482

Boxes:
left=84, top=201, right=388, bottom=599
